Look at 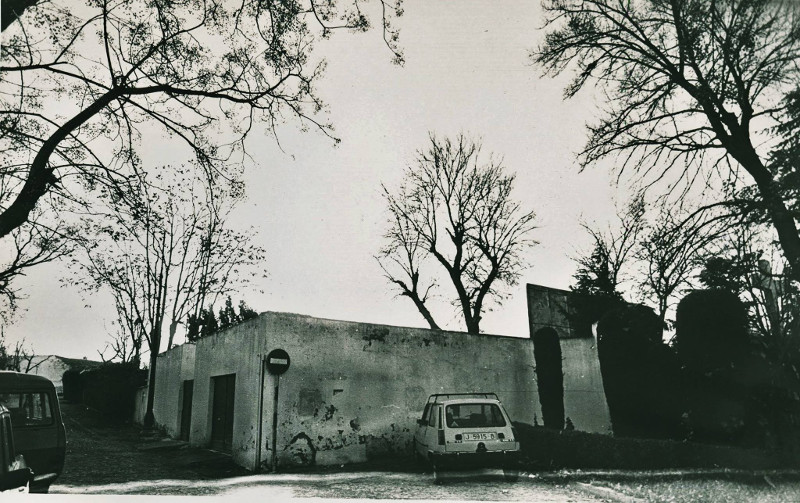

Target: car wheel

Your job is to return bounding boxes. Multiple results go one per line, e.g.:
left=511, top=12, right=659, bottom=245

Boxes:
left=428, top=454, right=440, bottom=480
left=30, top=483, right=50, bottom=494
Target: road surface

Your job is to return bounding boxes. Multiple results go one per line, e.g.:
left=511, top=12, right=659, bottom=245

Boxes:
left=54, top=470, right=609, bottom=500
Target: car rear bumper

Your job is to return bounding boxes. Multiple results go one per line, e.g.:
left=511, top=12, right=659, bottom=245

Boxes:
left=430, top=449, right=520, bottom=469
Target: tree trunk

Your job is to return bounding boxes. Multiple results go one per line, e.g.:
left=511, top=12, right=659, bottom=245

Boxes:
left=726, top=137, right=800, bottom=286
left=143, top=330, right=161, bottom=429
left=0, top=91, right=119, bottom=240
left=407, top=294, right=440, bottom=331
left=167, top=321, right=178, bottom=350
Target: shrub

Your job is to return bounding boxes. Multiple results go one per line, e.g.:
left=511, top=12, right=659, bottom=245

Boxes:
left=513, top=422, right=783, bottom=470
left=68, top=363, right=147, bottom=423
left=675, top=290, right=754, bottom=445
left=596, top=304, right=683, bottom=439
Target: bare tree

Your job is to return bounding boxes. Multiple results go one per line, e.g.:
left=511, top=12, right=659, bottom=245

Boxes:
left=637, top=203, right=726, bottom=330
left=573, top=196, right=645, bottom=298
left=377, top=196, right=441, bottom=330
left=378, top=133, right=538, bottom=334
left=0, top=330, right=48, bottom=372
left=97, top=322, right=141, bottom=364
left=0, top=0, right=403, bottom=242
left=533, top=0, right=800, bottom=284
left=0, top=214, right=72, bottom=318
left=69, top=171, right=265, bottom=427
left=700, top=225, right=800, bottom=342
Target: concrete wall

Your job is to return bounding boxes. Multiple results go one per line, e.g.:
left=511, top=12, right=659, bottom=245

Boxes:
left=152, top=288, right=613, bottom=471
left=527, top=284, right=612, bottom=434
left=153, top=343, right=196, bottom=437
left=158, top=312, right=539, bottom=471
left=560, top=338, right=611, bottom=433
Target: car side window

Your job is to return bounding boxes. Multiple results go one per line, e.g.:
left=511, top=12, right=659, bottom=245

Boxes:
left=428, top=405, right=437, bottom=427
left=421, top=403, right=430, bottom=423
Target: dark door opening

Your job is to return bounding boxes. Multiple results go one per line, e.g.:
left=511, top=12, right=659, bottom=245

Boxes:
left=210, top=374, right=235, bottom=453
left=533, top=327, right=565, bottom=430
left=179, top=380, right=194, bottom=441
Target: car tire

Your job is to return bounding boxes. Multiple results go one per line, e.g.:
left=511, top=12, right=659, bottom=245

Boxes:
left=30, top=483, right=50, bottom=494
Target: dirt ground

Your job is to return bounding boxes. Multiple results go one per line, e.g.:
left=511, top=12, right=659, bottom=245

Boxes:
left=55, top=401, right=249, bottom=488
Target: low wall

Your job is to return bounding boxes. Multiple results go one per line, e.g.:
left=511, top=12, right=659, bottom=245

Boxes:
left=161, top=312, right=540, bottom=471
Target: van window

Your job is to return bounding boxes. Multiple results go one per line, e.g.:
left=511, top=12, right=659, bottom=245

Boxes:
left=428, top=405, right=437, bottom=427
left=0, top=392, right=53, bottom=428
left=1, top=415, right=11, bottom=468
left=445, top=403, right=506, bottom=428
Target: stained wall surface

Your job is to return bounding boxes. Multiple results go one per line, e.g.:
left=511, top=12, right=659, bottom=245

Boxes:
left=157, top=312, right=539, bottom=471
left=152, top=290, right=612, bottom=471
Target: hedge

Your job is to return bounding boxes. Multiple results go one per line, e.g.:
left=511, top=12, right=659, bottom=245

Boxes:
left=514, top=422, right=785, bottom=471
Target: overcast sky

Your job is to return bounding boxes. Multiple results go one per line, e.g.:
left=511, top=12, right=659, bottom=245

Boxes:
left=7, top=1, right=622, bottom=360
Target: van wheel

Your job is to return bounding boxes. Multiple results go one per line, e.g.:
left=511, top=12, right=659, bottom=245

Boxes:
left=432, top=464, right=442, bottom=484
left=30, top=483, right=50, bottom=494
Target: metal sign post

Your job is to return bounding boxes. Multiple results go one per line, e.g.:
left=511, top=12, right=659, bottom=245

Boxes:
left=265, top=349, right=290, bottom=473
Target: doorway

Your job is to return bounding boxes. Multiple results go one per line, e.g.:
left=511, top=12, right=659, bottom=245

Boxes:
left=210, top=374, right=235, bottom=453
left=179, top=380, right=194, bottom=441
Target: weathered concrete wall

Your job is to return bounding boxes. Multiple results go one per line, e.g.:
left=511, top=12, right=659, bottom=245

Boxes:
left=560, top=338, right=611, bottom=433
left=153, top=343, right=196, bottom=437
left=161, top=312, right=539, bottom=471
left=527, top=284, right=612, bottom=434
left=154, top=289, right=613, bottom=471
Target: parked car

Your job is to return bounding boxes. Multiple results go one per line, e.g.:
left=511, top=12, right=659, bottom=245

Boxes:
left=0, top=372, right=66, bottom=493
left=0, top=404, right=33, bottom=493
left=413, top=392, right=520, bottom=471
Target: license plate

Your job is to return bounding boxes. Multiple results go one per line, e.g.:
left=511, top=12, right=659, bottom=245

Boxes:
left=462, top=432, right=495, bottom=441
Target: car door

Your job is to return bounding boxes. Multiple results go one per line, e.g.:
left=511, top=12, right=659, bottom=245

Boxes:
left=423, top=405, right=441, bottom=453
left=414, top=403, right=431, bottom=455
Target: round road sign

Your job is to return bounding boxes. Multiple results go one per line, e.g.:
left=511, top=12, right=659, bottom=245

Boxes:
left=266, top=349, right=290, bottom=375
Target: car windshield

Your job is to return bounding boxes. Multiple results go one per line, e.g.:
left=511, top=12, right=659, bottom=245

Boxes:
left=0, top=392, right=53, bottom=428
left=445, top=403, right=506, bottom=428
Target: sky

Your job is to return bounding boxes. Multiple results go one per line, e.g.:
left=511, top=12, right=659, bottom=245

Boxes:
left=6, top=1, right=622, bottom=360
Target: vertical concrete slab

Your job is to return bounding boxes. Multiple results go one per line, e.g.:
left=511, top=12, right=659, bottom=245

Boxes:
left=527, top=283, right=612, bottom=434
left=560, top=338, right=612, bottom=433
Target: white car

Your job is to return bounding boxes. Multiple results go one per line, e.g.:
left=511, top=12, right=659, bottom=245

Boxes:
left=413, top=393, right=520, bottom=470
